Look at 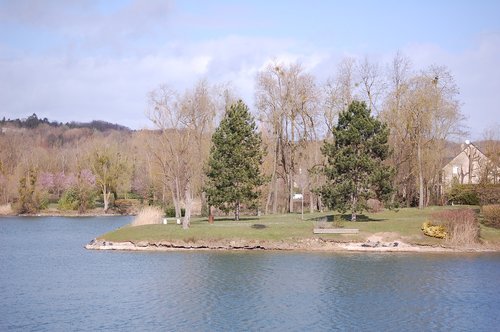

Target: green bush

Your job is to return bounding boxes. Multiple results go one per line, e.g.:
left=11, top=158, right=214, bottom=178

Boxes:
left=446, top=184, right=479, bottom=205
left=165, top=206, right=185, bottom=218
left=58, top=187, right=96, bottom=212
left=482, top=204, right=500, bottom=229
left=477, top=185, right=500, bottom=206
left=16, top=169, right=45, bottom=214
left=58, top=188, right=80, bottom=210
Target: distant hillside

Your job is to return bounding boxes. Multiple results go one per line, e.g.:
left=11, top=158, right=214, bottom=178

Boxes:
left=0, top=113, right=130, bottom=132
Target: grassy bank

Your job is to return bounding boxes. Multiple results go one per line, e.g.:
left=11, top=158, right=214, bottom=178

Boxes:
left=98, top=206, right=500, bottom=248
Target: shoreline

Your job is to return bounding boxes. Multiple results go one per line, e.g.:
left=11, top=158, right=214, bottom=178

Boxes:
left=1, top=211, right=134, bottom=218
left=84, top=238, right=498, bottom=253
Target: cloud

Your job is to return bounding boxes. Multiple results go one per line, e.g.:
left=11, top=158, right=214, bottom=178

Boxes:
left=401, top=32, right=500, bottom=139
left=0, top=0, right=173, bottom=56
left=0, top=55, right=194, bottom=127
left=1, top=1, right=498, bottom=138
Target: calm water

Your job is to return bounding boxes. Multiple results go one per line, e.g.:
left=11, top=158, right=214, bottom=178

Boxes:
left=1, top=217, right=500, bottom=331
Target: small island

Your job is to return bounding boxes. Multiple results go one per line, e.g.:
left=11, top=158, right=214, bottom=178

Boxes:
left=85, top=206, right=500, bottom=253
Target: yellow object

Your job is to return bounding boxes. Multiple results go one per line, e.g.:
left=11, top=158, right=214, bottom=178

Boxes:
left=421, top=221, right=447, bottom=239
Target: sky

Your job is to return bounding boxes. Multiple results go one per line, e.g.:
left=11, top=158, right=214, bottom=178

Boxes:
left=1, top=0, right=499, bottom=139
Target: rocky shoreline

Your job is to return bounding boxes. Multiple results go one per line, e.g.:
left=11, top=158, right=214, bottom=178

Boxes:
left=84, top=237, right=495, bottom=253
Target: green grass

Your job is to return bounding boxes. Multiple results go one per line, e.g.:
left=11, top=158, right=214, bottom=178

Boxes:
left=99, top=206, right=500, bottom=247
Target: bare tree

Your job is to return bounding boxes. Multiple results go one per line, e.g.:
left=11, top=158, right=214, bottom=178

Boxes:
left=323, top=57, right=357, bottom=134
left=381, top=52, right=414, bottom=206
left=480, top=124, right=500, bottom=184
left=147, top=80, right=217, bottom=229
left=383, top=61, right=464, bottom=209
left=357, top=56, right=386, bottom=115
left=89, top=145, right=129, bottom=212
left=256, top=61, right=319, bottom=213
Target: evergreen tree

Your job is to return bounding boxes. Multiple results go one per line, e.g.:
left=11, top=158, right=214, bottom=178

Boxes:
left=16, top=167, right=42, bottom=214
left=205, top=100, right=265, bottom=221
left=320, top=101, right=394, bottom=221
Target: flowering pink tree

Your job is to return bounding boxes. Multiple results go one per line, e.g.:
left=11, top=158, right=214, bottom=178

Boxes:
left=0, top=173, right=8, bottom=204
left=55, top=172, right=76, bottom=195
left=38, top=172, right=54, bottom=193
left=79, top=169, right=96, bottom=187
left=58, top=169, right=98, bottom=213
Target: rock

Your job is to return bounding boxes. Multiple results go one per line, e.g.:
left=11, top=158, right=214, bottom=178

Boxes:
left=135, top=241, right=149, bottom=247
left=393, top=242, right=399, bottom=247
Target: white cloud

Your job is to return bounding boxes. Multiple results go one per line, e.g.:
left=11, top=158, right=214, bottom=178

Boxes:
left=1, top=0, right=499, bottom=139
left=402, top=33, right=500, bottom=139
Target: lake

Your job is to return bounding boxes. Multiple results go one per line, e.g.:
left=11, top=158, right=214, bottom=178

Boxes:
left=1, top=216, right=499, bottom=331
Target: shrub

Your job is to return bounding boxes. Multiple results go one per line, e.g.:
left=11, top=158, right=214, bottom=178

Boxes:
left=58, top=188, right=79, bottom=210
left=482, top=204, right=500, bottom=229
left=366, top=198, right=384, bottom=213
left=16, top=168, right=44, bottom=214
left=58, top=187, right=96, bottom=212
left=131, top=206, right=164, bottom=226
left=113, top=199, right=141, bottom=215
left=432, top=209, right=480, bottom=246
left=446, top=184, right=479, bottom=205
left=0, top=204, right=13, bottom=215
left=421, top=221, right=447, bottom=239
left=477, top=185, right=500, bottom=206
left=165, top=206, right=185, bottom=218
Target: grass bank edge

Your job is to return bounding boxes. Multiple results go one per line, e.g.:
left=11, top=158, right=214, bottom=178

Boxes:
left=96, top=206, right=500, bottom=247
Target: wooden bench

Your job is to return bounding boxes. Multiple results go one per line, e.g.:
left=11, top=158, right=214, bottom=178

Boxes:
left=313, top=228, right=359, bottom=234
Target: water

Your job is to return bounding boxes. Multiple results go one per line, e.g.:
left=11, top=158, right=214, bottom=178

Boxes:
left=1, top=217, right=500, bottom=331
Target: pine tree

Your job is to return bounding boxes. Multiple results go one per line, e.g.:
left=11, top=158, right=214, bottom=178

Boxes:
left=320, top=101, right=394, bottom=221
left=205, top=100, right=266, bottom=221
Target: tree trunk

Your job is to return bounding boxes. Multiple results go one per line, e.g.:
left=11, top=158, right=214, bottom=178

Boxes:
left=182, top=181, right=192, bottom=230
left=426, top=186, right=431, bottom=207
left=265, top=169, right=276, bottom=214
left=103, top=184, right=110, bottom=213
left=174, top=177, right=182, bottom=218
left=266, top=138, right=279, bottom=215
left=417, top=139, right=424, bottom=209
left=309, top=189, right=314, bottom=214
left=351, top=194, right=357, bottom=222
left=273, top=171, right=278, bottom=214
left=235, top=200, right=240, bottom=221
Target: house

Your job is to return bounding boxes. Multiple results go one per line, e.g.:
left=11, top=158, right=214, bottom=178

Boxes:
left=441, top=141, right=490, bottom=187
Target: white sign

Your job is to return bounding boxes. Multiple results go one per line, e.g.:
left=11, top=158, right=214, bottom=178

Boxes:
left=293, top=193, right=303, bottom=200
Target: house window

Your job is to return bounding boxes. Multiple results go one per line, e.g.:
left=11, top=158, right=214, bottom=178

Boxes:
left=452, top=166, right=459, bottom=175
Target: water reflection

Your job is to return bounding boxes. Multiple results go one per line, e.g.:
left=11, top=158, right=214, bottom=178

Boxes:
left=1, top=217, right=499, bottom=331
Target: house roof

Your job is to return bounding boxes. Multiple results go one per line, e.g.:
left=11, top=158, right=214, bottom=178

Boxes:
left=442, top=142, right=488, bottom=169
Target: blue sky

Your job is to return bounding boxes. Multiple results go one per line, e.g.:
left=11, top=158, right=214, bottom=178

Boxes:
left=1, top=0, right=499, bottom=139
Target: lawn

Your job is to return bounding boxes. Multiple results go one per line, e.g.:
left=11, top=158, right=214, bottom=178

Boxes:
left=99, top=206, right=500, bottom=247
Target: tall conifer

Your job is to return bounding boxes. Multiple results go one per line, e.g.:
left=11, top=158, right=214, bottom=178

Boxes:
left=320, top=101, right=393, bottom=221
left=205, top=100, right=265, bottom=221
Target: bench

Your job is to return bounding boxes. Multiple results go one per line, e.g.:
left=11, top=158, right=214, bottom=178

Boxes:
left=313, top=228, right=359, bottom=234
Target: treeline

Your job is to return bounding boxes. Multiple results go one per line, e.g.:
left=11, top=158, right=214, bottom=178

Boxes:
left=1, top=53, right=499, bottom=219
left=1, top=113, right=130, bottom=132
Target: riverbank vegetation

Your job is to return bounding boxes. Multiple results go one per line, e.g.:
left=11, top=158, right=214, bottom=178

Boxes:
left=98, top=206, right=500, bottom=250
left=1, top=54, right=499, bottom=227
